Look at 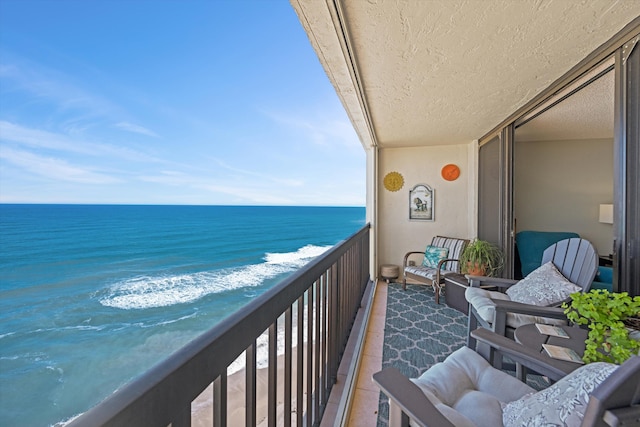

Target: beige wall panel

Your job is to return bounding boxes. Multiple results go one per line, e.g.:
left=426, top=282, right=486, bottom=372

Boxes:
left=514, top=138, right=613, bottom=256
left=378, top=144, right=472, bottom=279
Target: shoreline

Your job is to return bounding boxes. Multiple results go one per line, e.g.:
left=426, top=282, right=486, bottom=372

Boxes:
left=192, top=347, right=302, bottom=426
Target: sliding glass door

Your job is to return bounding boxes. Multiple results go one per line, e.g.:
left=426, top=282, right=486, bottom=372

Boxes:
left=477, top=24, right=638, bottom=294
left=478, top=128, right=515, bottom=278
left=615, top=35, right=640, bottom=295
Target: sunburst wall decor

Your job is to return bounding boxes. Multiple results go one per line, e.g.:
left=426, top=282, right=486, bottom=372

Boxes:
left=383, top=171, right=404, bottom=192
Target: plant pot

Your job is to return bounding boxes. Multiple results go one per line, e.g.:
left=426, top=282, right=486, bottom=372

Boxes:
left=465, top=262, right=486, bottom=276
left=459, top=239, right=504, bottom=277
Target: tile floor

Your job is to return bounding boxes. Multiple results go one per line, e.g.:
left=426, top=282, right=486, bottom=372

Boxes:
left=319, top=280, right=388, bottom=427
left=346, top=281, right=387, bottom=426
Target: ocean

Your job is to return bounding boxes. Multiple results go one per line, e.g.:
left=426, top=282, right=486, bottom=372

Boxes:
left=0, top=204, right=366, bottom=427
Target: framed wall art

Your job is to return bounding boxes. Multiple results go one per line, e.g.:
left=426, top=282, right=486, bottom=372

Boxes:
left=409, top=184, right=434, bottom=221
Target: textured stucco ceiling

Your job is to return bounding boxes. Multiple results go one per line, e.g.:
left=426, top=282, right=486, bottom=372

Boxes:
left=515, top=69, right=614, bottom=142
left=291, top=0, right=640, bottom=148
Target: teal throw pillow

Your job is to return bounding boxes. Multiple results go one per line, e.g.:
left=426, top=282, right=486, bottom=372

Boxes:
left=422, top=246, right=449, bottom=269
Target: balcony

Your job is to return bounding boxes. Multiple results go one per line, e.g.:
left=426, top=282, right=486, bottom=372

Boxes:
left=60, top=219, right=633, bottom=426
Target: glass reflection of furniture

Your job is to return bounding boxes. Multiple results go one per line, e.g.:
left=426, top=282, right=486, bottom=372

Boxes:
left=598, top=254, right=613, bottom=266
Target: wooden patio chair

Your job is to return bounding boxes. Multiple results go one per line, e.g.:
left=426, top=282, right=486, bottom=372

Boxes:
left=465, top=238, right=598, bottom=351
left=373, top=328, right=640, bottom=427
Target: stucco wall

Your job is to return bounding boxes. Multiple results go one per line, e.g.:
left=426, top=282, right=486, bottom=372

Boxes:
left=377, top=144, right=473, bottom=278
left=514, top=138, right=613, bottom=256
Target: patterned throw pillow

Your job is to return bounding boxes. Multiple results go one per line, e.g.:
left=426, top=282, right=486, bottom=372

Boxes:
left=502, top=362, right=618, bottom=427
left=506, top=261, right=581, bottom=306
left=422, top=246, right=449, bottom=268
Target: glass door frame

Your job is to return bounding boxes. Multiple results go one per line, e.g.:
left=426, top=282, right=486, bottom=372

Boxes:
left=477, top=20, right=639, bottom=295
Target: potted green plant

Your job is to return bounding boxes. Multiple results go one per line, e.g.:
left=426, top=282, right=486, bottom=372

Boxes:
left=563, top=289, right=640, bottom=364
left=459, top=239, right=504, bottom=277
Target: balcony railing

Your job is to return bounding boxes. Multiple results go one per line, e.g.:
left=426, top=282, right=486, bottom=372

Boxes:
left=68, top=224, right=371, bottom=427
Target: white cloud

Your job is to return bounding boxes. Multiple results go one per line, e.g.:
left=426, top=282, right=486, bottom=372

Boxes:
left=0, top=147, right=120, bottom=184
left=0, top=52, right=365, bottom=206
left=264, top=108, right=362, bottom=150
left=0, top=57, right=116, bottom=119
left=0, top=121, right=160, bottom=162
left=138, top=170, right=192, bottom=186
left=137, top=169, right=301, bottom=205
left=1, top=120, right=84, bottom=153
left=201, top=183, right=295, bottom=205
left=115, top=122, right=159, bottom=138
left=213, top=158, right=305, bottom=187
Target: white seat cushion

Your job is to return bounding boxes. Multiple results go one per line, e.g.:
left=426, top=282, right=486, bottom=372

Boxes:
left=411, top=346, right=534, bottom=427
left=407, top=347, right=618, bottom=427
left=405, top=265, right=455, bottom=281
left=465, top=287, right=510, bottom=323
left=465, top=287, right=566, bottom=329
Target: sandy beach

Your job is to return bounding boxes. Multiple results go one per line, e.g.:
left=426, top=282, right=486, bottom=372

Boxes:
left=192, top=347, right=306, bottom=426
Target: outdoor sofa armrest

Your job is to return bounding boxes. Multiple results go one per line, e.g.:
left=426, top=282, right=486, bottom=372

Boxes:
left=372, top=367, right=455, bottom=427
left=492, top=299, right=568, bottom=319
left=470, top=328, right=575, bottom=381
left=466, top=275, right=518, bottom=289
left=489, top=298, right=569, bottom=337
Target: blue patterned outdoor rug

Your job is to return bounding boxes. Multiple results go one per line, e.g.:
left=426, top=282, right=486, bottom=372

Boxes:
left=376, top=283, right=467, bottom=427
left=376, top=283, right=547, bottom=426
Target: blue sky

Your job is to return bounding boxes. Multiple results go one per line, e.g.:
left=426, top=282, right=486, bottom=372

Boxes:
left=0, top=1, right=365, bottom=206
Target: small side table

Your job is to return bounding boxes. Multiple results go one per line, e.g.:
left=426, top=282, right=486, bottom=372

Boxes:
left=380, top=264, right=399, bottom=283
left=514, top=323, right=587, bottom=381
left=443, top=273, right=469, bottom=314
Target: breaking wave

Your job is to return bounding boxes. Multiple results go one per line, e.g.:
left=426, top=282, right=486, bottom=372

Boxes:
left=99, top=245, right=331, bottom=310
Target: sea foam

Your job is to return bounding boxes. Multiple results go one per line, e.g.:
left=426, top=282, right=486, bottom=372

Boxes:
left=226, top=300, right=313, bottom=375
left=100, top=244, right=331, bottom=310
left=264, top=244, right=332, bottom=265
